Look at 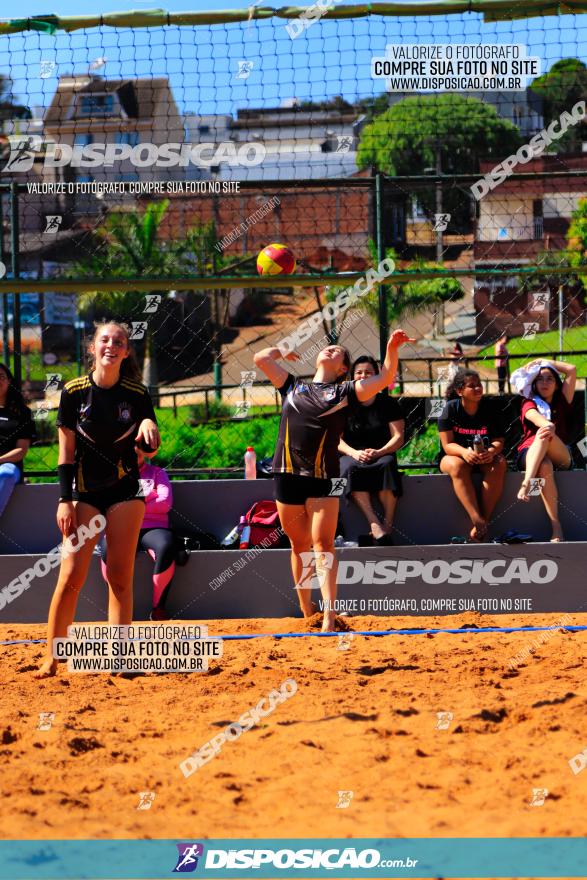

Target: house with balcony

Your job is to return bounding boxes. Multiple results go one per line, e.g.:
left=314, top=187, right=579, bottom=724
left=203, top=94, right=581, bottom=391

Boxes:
left=43, top=75, right=185, bottom=204
left=473, top=153, right=587, bottom=343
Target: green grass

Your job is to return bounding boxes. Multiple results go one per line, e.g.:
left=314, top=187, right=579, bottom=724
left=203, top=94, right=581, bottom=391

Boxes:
left=25, top=412, right=442, bottom=482
left=478, top=327, right=587, bottom=376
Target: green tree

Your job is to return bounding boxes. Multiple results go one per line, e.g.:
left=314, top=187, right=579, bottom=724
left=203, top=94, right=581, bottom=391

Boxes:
left=324, top=244, right=464, bottom=345
left=357, top=94, right=522, bottom=226
left=70, top=201, right=225, bottom=387
left=566, top=196, right=587, bottom=286
left=530, top=59, right=587, bottom=153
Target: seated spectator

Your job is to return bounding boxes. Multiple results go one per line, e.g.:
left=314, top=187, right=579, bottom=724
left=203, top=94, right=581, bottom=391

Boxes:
left=101, top=449, right=176, bottom=620
left=438, top=368, right=507, bottom=542
left=338, top=356, right=404, bottom=545
left=0, top=362, right=35, bottom=517
left=494, top=332, right=509, bottom=394
left=512, top=359, right=576, bottom=542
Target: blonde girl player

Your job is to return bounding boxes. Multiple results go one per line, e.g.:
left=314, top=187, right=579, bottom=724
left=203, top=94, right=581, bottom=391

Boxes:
left=254, top=329, right=414, bottom=632
left=36, top=321, right=160, bottom=677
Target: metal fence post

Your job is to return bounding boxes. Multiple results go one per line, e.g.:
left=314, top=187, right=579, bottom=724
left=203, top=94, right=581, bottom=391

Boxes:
left=375, top=173, right=389, bottom=364
left=10, top=182, right=21, bottom=389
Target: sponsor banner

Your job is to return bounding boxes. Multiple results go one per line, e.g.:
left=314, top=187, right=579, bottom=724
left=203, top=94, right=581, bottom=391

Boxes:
left=1, top=838, right=587, bottom=878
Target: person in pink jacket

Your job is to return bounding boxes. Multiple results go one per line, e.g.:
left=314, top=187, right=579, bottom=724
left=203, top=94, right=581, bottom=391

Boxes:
left=101, top=450, right=175, bottom=620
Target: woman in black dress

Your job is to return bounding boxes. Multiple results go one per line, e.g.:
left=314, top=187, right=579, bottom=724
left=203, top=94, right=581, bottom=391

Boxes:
left=338, top=356, right=404, bottom=544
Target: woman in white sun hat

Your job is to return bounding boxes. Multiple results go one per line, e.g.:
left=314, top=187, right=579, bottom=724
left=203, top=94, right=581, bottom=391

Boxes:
left=511, top=358, right=576, bottom=541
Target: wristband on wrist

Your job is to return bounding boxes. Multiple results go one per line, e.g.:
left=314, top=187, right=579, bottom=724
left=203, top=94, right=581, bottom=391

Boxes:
left=58, top=463, right=74, bottom=502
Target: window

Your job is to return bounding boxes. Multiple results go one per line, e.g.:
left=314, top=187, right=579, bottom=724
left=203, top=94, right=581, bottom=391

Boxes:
left=78, top=94, right=115, bottom=117
left=199, top=125, right=210, bottom=134
left=115, top=131, right=140, bottom=147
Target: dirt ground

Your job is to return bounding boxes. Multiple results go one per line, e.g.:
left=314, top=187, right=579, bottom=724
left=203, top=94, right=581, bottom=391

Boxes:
left=1, top=612, right=586, bottom=875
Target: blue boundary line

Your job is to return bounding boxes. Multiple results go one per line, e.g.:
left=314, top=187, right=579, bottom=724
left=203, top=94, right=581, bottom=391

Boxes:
left=1, top=625, right=586, bottom=646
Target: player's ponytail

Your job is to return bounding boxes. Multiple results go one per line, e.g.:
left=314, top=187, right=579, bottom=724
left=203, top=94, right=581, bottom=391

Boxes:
left=89, top=320, right=143, bottom=384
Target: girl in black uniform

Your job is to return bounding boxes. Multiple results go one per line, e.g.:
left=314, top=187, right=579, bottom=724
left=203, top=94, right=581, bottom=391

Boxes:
left=37, top=321, right=160, bottom=677
left=254, top=330, right=414, bottom=632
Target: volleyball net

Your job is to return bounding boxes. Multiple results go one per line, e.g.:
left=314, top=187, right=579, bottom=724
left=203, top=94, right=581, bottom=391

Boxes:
left=0, top=4, right=585, bottom=475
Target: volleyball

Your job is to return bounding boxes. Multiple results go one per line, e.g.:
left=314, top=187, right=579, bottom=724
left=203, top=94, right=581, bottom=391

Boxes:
left=256, top=243, right=296, bottom=276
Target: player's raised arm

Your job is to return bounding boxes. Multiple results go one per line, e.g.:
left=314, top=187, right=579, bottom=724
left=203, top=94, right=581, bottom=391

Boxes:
left=354, top=330, right=415, bottom=402
left=253, top=346, right=300, bottom=390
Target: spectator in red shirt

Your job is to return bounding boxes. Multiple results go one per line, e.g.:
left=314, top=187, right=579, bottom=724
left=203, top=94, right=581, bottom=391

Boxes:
left=515, top=359, right=576, bottom=541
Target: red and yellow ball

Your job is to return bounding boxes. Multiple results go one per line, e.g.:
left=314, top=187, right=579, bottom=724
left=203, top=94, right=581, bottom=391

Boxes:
left=256, top=243, right=296, bottom=276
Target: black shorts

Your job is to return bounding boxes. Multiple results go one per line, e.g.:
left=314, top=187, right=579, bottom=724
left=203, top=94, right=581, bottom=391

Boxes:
left=75, top=477, right=144, bottom=516
left=274, top=473, right=339, bottom=505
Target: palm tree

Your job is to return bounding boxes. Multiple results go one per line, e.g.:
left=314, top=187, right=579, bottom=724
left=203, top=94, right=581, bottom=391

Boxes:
left=71, top=201, right=223, bottom=397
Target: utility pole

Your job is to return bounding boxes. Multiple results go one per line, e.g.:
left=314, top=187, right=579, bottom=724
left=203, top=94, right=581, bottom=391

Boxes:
left=433, top=140, right=444, bottom=338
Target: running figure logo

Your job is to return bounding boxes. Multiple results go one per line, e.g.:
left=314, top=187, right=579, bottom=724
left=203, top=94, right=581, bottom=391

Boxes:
left=2, top=135, right=42, bottom=173
left=37, top=712, right=55, bottom=731
left=297, top=551, right=334, bottom=590
left=522, top=322, right=540, bottom=340
left=328, top=478, right=347, bottom=497
left=236, top=60, right=254, bottom=79
left=336, top=790, right=354, bottom=808
left=529, top=788, right=548, bottom=807
left=435, top=711, right=453, bottom=730
left=173, top=843, right=204, bottom=873
left=336, top=135, right=353, bottom=153
left=433, top=213, right=451, bottom=232
left=44, top=215, right=63, bottom=234
left=527, top=478, right=545, bottom=497
left=529, top=292, right=549, bottom=312
left=144, top=295, right=161, bottom=313
left=130, top=322, right=148, bottom=340
left=137, top=791, right=155, bottom=810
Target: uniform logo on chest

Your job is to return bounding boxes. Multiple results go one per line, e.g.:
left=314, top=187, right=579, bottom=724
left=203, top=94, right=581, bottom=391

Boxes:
left=118, top=402, right=133, bottom=421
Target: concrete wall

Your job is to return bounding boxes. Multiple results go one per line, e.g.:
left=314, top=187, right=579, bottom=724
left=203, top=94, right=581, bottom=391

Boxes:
left=4, top=473, right=587, bottom=554
left=0, top=475, right=586, bottom=624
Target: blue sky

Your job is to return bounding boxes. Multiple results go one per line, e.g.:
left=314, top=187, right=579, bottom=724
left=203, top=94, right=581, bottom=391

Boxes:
left=1, top=3, right=585, bottom=116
